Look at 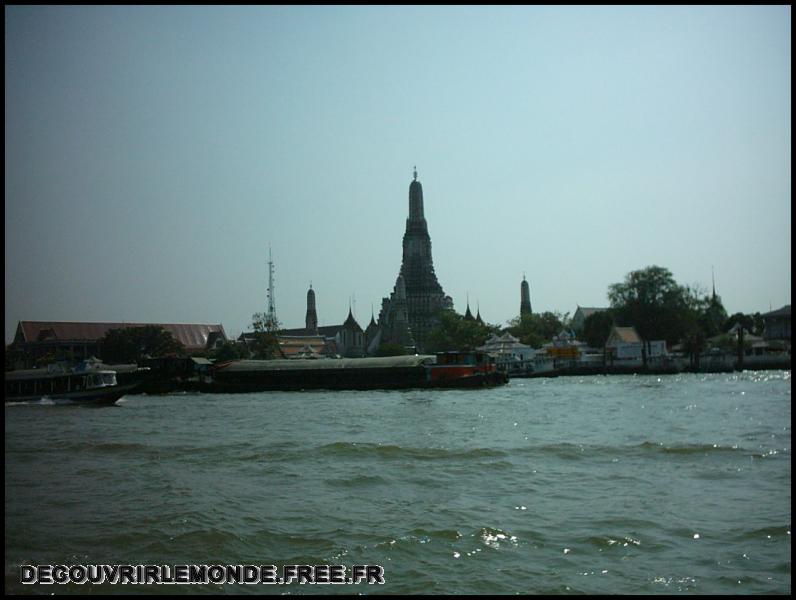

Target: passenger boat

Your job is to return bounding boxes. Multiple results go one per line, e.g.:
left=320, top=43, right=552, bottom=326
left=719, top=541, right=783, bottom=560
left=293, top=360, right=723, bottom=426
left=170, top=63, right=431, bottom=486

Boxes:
left=5, top=362, right=136, bottom=404
left=209, top=352, right=507, bottom=392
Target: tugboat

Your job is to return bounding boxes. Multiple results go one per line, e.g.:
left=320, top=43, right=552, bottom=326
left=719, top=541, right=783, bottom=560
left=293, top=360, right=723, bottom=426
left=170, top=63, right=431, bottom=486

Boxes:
left=428, top=351, right=508, bottom=387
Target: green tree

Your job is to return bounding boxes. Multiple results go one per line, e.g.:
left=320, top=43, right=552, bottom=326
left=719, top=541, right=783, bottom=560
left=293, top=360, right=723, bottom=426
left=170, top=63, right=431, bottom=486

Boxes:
left=697, top=292, right=729, bottom=339
left=751, top=312, right=765, bottom=336
left=5, top=345, right=26, bottom=371
left=375, top=342, right=409, bottom=357
left=723, top=312, right=754, bottom=334
left=722, top=312, right=764, bottom=337
left=425, top=309, right=500, bottom=353
left=209, top=341, right=251, bottom=362
left=607, top=266, right=693, bottom=347
left=100, top=326, right=185, bottom=364
left=709, top=333, right=752, bottom=354
left=505, top=311, right=566, bottom=348
left=250, top=312, right=282, bottom=359
left=679, top=284, right=714, bottom=369
left=580, top=310, right=615, bottom=348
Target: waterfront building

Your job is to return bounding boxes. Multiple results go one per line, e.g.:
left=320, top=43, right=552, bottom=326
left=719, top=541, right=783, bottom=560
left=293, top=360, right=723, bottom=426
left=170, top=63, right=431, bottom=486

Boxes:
left=520, top=275, right=532, bottom=316
left=273, top=285, right=366, bottom=358
left=724, top=324, right=767, bottom=354
left=543, top=329, right=586, bottom=360
left=605, top=326, right=666, bottom=362
left=477, top=332, right=535, bottom=374
left=379, top=169, right=453, bottom=352
left=9, top=320, right=228, bottom=368
left=338, top=308, right=366, bottom=357
left=276, top=335, right=336, bottom=359
left=717, top=323, right=790, bottom=368
left=605, top=326, right=643, bottom=360
left=761, top=305, right=791, bottom=341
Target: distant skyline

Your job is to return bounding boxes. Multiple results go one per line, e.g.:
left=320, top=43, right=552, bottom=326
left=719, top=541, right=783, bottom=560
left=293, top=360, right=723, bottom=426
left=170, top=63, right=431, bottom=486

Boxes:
left=5, top=5, right=791, bottom=343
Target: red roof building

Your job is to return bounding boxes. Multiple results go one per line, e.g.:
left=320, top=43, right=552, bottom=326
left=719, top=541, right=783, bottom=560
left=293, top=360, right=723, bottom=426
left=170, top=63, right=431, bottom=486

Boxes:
left=9, top=320, right=227, bottom=367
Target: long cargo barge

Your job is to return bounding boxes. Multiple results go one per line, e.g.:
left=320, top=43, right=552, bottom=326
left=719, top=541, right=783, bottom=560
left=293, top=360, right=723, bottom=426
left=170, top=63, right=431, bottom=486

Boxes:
left=208, top=352, right=507, bottom=392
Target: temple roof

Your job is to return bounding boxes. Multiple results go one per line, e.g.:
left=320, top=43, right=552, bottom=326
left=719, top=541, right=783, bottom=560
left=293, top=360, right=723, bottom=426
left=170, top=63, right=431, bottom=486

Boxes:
left=464, top=302, right=475, bottom=321
left=343, top=309, right=363, bottom=333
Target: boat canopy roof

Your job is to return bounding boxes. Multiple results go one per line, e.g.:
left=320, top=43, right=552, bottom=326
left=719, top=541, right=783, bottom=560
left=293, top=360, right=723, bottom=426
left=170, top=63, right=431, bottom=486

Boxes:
left=217, top=355, right=436, bottom=373
left=5, top=367, right=117, bottom=381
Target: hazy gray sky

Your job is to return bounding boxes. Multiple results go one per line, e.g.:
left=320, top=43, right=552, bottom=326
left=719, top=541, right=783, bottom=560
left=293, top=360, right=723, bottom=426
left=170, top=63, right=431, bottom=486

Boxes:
left=5, top=5, right=791, bottom=343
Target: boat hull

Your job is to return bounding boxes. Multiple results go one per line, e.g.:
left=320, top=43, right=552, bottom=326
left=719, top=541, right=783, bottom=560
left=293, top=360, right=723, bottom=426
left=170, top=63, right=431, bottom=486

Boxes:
left=5, top=383, right=138, bottom=405
left=209, top=356, right=508, bottom=393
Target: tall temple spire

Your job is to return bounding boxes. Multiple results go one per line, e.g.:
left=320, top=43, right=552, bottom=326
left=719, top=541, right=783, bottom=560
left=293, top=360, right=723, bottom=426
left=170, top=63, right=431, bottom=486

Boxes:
left=520, top=274, right=532, bottom=316
left=379, top=170, right=452, bottom=352
left=408, top=167, right=425, bottom=222
left=305, top=283, right=318, bottom=334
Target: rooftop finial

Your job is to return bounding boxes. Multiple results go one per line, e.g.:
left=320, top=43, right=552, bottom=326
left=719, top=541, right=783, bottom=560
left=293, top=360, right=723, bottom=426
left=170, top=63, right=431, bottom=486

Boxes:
left=711, top=266, right=716, bottom=299
left=413, top=165, right=417, bottom=181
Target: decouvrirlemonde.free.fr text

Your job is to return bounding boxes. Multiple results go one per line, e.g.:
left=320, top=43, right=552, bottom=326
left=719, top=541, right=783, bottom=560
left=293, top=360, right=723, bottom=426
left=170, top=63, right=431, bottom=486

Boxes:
left=21, top=564, right=385, bottom=585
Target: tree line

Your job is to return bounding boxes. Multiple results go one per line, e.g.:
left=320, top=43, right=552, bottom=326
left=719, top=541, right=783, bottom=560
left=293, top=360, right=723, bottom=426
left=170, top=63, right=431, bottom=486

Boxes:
left=423, top=265, right=764, bottom=361
left=74, top=265, right=765, bottom=364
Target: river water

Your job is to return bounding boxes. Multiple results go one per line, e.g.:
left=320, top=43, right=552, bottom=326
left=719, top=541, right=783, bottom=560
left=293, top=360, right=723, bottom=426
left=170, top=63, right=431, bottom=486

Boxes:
left=5, top=371, right=791, bottom=594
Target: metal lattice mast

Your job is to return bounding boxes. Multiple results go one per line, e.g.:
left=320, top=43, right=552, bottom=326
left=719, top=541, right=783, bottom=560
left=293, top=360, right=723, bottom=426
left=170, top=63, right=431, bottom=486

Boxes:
left=267, top=246, right=277, bottom=326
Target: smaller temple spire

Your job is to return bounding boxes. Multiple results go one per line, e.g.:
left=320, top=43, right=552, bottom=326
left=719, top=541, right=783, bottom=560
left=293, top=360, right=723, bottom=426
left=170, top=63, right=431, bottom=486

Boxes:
left=413, top=165, right=417, bottom=181
left=711, top=266, right=716, bottom=301
left=464, top=292, right=475, bottom=321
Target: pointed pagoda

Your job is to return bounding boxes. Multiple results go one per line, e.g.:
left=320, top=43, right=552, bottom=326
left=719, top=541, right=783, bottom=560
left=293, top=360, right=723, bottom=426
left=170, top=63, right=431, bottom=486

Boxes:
left=305, top=283, right=318, bottom=334
left=384, top=167, right=453, bottom=351
left=520, top=274, right=532, bottom=316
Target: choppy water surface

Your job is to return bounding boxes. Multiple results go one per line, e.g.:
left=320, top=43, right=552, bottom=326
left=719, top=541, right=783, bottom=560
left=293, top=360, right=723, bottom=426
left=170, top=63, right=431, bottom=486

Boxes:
left=5, top=371, right=791, bottom=594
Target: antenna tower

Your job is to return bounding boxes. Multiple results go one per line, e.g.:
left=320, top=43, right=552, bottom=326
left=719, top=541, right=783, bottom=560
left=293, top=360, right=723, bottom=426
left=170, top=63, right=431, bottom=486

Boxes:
left=267, top=247, right=277, bottom=326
